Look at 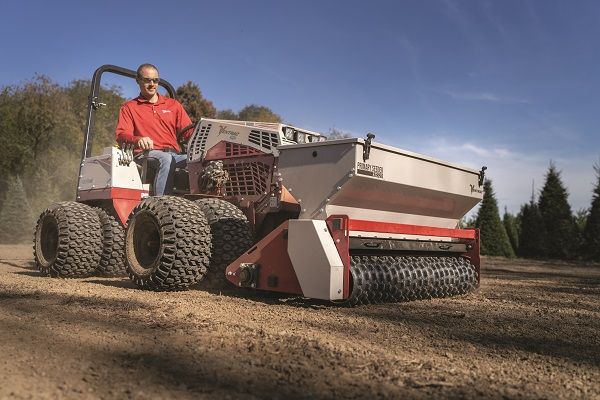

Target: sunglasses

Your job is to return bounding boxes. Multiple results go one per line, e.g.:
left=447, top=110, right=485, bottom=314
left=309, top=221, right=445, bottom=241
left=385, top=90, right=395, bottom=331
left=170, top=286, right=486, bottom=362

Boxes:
left=139, top=77, right=160, bottom=85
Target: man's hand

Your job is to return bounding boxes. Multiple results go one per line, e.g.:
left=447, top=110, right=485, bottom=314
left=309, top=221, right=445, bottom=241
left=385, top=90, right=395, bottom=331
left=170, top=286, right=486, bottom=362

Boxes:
left=136, top=137, right=154, bottom=150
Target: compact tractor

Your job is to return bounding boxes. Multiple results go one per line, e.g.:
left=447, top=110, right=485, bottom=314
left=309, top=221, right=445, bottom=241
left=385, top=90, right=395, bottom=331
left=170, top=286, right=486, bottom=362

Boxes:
left=34, top=65, right=486, bottom=305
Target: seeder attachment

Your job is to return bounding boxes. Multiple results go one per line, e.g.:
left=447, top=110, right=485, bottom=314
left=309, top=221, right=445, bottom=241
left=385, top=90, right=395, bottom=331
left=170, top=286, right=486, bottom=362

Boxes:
left=226, top=215, right=480, bottom=305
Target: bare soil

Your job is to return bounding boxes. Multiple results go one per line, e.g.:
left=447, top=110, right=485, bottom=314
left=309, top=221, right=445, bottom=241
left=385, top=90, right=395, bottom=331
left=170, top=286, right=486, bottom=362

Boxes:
left=0, top=244, right=598, bottom=400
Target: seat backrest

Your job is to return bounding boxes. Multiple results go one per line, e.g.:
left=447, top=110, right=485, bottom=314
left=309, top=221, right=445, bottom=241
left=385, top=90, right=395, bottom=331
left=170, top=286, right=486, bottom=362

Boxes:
left=136, top=157, right=189, bottom=195
left=139, top=157, right=160, bottom=185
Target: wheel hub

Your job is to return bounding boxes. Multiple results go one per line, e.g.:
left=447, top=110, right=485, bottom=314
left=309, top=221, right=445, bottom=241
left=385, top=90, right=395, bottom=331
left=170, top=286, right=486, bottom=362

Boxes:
left=38, top=216, right=59, bottom=265
left=128, top=210, right=161, bottom=274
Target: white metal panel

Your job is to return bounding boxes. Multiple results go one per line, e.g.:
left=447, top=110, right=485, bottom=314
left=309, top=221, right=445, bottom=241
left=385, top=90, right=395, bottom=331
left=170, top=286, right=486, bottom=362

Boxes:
left=287, top=220, right=344, bottom=301
left=277, top=140, right=482, bottom=228
left=79, top=153, right=111, bottom=190
left=78, top=147, right=143, bottom=191
left=279, top=138, right=480, bottom=175
left=186, top=118, right=325, bottom=162
left=187, top=120, right=282, bottom=161
left=110, top=148, right=144, bottom=190
left=277, top=141, right=357, bottom=220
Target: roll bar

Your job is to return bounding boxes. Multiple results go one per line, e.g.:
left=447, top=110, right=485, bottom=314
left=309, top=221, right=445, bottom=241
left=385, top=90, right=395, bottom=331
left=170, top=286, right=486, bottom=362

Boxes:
left=80, top=64, right=177, bottom=160
left=76, top=65, right=177, bottom=196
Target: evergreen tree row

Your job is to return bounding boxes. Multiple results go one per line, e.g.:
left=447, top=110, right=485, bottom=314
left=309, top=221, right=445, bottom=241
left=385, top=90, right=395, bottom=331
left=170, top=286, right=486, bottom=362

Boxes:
left=474, top=162, right=600, bottom=261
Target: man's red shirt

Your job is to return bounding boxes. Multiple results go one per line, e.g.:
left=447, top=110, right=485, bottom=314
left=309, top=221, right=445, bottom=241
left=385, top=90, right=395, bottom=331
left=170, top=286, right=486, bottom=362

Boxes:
left=115, top=94, right=193, bottom=152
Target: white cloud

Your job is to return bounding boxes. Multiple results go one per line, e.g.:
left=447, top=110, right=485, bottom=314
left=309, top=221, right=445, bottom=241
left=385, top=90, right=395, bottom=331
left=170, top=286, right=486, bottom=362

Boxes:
left=493, top=148, right=513, bottom=158
left=530, top=111, right=580, bottom=141
left=418, top=136, right=598, bottom=216
left=461, top=143, right=490, bottom=157
left=427, top=138, right=515, bottom=159
left=444, top=90, right=530, bottom=104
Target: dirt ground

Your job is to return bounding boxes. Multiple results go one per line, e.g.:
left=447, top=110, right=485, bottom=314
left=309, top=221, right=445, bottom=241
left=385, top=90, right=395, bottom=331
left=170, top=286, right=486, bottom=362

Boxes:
left=0, top=244, right=598, bottom=400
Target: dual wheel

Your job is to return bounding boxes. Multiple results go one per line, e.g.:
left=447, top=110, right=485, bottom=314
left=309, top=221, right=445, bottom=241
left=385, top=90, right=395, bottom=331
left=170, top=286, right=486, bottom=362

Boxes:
left=34, top=202, right=128, bottom=277
left=33, top=197, right=252, bottom=291
left=34, top=202, right=105, bottom=277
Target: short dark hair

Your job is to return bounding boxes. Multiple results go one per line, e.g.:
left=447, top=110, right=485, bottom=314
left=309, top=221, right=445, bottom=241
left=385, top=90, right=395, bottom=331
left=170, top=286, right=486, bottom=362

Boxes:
left=136, top=63, right=159, bottom=79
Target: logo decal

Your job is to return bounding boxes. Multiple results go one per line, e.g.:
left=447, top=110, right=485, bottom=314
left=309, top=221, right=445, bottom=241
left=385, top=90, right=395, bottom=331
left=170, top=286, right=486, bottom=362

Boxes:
left=161, top=109, right=172, bottom=114
left=218, top=125, right=241, bottom=140
left=470, top=184, right=483, bottom=194
left=356, top=162, right=384, bottom=179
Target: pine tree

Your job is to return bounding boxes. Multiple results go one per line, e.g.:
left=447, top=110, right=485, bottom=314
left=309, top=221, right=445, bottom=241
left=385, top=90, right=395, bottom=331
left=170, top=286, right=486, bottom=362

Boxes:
left=475, top=180, right=515, bottom=257
left=0, top=175, right=35, bottom=243
left=517, top=200, right=546, bottom=258
left=538, top=162, right=579, bottom=259
left=583, top=162, right=600, bottom=261
left=503, top=207, right=519, bottom=255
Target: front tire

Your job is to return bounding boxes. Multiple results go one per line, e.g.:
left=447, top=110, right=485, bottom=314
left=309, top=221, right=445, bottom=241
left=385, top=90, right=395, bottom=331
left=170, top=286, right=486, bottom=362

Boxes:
left=195, top=198, right=254, bottom=289
left=125, top=196, right=211, bottom=290
left=34, top=201, right=102, bottom=277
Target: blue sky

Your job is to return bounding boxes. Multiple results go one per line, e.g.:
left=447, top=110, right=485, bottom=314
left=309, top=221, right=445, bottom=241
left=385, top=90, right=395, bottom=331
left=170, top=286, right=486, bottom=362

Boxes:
left=2, top=0, right=599, bottom=216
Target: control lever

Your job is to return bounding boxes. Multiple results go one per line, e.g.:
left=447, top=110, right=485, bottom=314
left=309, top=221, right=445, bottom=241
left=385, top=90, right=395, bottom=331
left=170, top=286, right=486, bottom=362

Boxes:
left=91, top=96, right=107, bottom=110
left=141, top=149, right=150, bottom=183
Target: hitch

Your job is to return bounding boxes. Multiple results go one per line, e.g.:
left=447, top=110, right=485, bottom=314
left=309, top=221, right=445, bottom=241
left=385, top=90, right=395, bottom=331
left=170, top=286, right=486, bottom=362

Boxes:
left=238, top=263, right=258, bottom=288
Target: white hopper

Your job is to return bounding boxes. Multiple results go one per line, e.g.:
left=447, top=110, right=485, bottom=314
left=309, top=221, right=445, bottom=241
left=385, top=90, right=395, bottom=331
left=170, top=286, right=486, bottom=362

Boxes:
left=277, top=138, right=484, bottom=230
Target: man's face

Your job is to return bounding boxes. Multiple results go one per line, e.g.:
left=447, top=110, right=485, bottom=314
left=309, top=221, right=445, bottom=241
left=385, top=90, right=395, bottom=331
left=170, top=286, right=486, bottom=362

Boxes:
left=137, top=67, right=160, bottom=99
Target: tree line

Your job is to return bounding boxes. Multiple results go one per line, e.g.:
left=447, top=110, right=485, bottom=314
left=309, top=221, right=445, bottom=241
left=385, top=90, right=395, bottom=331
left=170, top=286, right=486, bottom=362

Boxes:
left=0, top=75, right=282, bottom=243
left=1, top=74, right=599, bottom=262
left=470, top=162, right=600, bottom=262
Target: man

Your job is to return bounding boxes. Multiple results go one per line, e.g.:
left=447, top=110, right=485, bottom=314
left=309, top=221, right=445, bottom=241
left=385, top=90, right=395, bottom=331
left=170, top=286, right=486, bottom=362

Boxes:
left=115, top=63, right=193, bottom=195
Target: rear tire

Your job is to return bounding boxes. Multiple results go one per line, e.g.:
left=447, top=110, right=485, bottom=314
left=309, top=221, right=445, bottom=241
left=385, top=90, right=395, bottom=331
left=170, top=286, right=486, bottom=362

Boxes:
left=95, top=208, right=127, bottom=276
left=34, top=202, right=102, bottom=277
left=195, top=198, right=254, bottom=289
left=125, top=196, right=211, bottom=291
